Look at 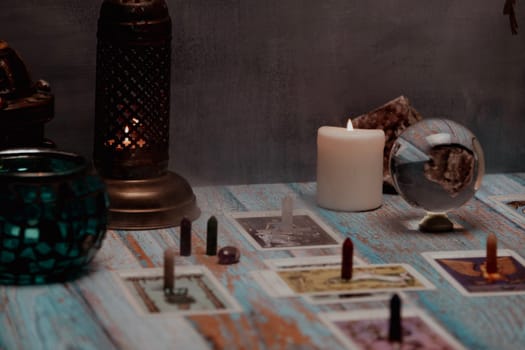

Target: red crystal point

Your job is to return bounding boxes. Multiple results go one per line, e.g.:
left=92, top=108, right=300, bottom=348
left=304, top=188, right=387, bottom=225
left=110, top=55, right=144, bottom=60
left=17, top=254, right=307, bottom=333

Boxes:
left=341, top=237, right=353, bottom=280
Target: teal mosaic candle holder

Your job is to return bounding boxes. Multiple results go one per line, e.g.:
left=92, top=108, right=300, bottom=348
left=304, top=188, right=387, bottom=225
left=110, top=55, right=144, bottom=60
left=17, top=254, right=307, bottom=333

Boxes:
left=0, top=149, right=109, bottom=284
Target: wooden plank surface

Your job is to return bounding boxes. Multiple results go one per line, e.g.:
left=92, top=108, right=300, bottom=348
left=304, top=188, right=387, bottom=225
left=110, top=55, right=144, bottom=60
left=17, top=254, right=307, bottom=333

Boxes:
left=1, top=174, right=525, bottom=349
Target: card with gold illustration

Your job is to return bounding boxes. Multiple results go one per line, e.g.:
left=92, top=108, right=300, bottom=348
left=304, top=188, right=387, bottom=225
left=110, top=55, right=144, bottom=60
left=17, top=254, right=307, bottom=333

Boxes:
left=422, top=249, right=525, bottom=296
left=251, top=263, right=434, bottom=297
left=261, top=256, right=396, bottom=304
left=114, top=266, right=243, bottom=316
left=319, top=309, right=466, bottom=350
left=229, top=209, right=342, bottom=251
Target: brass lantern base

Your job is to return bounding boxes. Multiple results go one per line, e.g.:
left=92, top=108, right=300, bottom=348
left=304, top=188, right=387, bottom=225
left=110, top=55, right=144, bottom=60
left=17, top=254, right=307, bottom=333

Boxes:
left=104, top=171, right=200, bottom=230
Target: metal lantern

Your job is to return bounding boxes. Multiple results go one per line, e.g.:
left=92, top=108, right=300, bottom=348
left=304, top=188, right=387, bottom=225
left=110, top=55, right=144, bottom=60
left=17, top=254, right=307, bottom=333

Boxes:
left=94, top=0, right=199, bottom=229
left=0, top=40, right=54, bottom=149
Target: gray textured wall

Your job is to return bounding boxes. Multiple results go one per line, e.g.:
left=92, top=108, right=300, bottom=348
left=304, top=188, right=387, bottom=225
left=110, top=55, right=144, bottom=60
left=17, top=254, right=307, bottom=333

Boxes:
left=1, top=1, right=524, bottom=185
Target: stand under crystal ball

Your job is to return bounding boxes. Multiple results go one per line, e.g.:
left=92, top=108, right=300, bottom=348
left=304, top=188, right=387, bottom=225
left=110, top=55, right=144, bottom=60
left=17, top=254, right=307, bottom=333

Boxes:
left=389, top=119, right=485, bottom=232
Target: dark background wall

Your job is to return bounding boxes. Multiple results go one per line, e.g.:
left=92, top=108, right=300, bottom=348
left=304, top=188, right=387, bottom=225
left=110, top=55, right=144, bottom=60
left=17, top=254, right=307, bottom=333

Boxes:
left=1, top=1, right=524, bottom=185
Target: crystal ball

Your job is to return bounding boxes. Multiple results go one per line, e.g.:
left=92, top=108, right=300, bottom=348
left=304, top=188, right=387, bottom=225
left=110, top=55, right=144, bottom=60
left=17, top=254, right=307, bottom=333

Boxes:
left=389, top=119, right=484, bottom=212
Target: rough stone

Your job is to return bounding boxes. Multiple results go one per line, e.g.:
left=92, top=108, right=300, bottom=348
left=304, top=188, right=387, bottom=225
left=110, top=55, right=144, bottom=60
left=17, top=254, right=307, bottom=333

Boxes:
left=352, top=96, right=423, bottom=189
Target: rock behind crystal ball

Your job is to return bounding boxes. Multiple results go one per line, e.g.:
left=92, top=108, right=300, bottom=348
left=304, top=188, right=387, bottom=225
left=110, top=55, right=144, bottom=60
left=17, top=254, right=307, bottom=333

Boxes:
left=389, top=119, right=484, bottom=212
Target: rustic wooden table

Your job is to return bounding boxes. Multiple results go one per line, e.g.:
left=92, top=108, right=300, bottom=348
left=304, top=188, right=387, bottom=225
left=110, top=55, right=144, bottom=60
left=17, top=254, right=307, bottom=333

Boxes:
left=1, top=173, right=524, bottom=350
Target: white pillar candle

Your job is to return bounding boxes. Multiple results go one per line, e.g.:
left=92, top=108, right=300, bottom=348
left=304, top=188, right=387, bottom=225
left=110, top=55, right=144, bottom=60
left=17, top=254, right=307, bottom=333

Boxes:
left=317, top=120, right=385, bottom=211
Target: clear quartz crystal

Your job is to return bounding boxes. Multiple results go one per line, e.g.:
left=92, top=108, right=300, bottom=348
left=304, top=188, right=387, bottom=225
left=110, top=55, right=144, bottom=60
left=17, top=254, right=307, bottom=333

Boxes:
left=281, top=195, right=293, bottom=231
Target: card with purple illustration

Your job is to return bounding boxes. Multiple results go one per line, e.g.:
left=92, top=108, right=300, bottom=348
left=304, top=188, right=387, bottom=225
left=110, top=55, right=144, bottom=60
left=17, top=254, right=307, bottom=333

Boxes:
left=115, top=266, right=243, bottom=316
left=422, top=249, right=525, bottom=296
left=486, top=194, right=525, bottom=229
left=320, top=309, right=465, bottom=350
left=252, top=263, right=434, bottom=297
left=229, top=209, right=342, bottom=251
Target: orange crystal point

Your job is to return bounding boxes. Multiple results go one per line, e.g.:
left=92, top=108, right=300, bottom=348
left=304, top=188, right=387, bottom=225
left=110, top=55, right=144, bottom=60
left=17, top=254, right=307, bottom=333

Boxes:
left=486, top=233, right=498, bottom=274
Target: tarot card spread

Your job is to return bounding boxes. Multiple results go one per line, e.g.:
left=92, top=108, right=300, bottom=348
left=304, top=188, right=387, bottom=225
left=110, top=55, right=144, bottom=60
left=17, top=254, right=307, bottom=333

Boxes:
left=486, top=194, right=525, bottom=229
left=253, top=264, right=434, bottom=297
left=423, top=250, right=525, bottom=296
left=229, top=209, right=342, bottom=251
left=116, top=266, right=242, bottom=316
left=320, top=309, right=465, bottom=350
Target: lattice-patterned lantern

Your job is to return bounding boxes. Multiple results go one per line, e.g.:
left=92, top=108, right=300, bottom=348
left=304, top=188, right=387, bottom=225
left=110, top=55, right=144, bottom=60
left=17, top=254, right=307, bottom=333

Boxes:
left=94, top=0, right=199, bottom=229
left=0, top=40, right=54, bottom=149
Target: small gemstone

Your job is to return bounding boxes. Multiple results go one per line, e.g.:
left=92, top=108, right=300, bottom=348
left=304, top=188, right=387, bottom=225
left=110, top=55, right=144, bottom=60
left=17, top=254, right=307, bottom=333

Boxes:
left=217, top=246, right=240, bottom=265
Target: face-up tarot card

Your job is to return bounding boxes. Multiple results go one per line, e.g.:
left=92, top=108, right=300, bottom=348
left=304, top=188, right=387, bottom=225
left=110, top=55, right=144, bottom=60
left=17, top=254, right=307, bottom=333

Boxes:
left=229, top=209, right=342, bottom=251
left=252, top=263, right=434, bottom=297
left=422, top=249, right=525, bottom=296
left=486, top=194, right=525, bottom=229
left=320, top=309, right=465, bottom=350
left=115, top=266, right=243, bottom=316
left=262, top=256, right=395, bottom=304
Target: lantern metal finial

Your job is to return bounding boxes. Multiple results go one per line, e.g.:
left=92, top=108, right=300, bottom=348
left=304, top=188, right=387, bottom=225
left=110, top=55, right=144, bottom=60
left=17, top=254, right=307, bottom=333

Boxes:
left=94, top=0, right=199, bottom=229
left=0, top=40, right=54, bottom=149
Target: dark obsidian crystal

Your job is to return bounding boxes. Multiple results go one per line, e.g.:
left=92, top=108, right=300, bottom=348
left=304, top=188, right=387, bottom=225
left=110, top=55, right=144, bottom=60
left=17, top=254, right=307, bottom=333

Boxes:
left=218, top=246, right=240, bottom=265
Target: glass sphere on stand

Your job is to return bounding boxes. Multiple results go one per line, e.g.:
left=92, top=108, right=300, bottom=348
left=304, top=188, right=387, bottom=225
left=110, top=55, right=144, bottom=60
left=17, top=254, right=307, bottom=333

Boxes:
left=389, top=119, right=485, bottom=232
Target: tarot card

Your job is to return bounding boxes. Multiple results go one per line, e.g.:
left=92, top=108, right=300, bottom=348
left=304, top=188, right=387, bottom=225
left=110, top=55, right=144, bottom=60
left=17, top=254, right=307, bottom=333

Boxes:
left=261, top=256, right=393, bottom=304
left=115, top=265, right=243, bottom=316
left=422, top=249, right=525, bottom=296
left=320, top=309, right=465, bottom=350
left=485, top=194, right=525, bottom=229
left=251, top=264, right=434, bottom=297
left=229, top=209, right=342, bottom=251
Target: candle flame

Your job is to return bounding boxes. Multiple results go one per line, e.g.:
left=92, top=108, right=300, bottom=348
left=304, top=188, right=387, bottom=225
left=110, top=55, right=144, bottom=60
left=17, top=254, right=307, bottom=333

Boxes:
left=347, top=119, right=354, bottom=131
left=124, top=126, right=130, bottom=133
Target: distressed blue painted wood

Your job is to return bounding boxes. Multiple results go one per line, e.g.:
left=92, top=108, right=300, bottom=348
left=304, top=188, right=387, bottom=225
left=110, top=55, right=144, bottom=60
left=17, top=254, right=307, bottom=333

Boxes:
left=0, top=174, right=524, bottom=349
